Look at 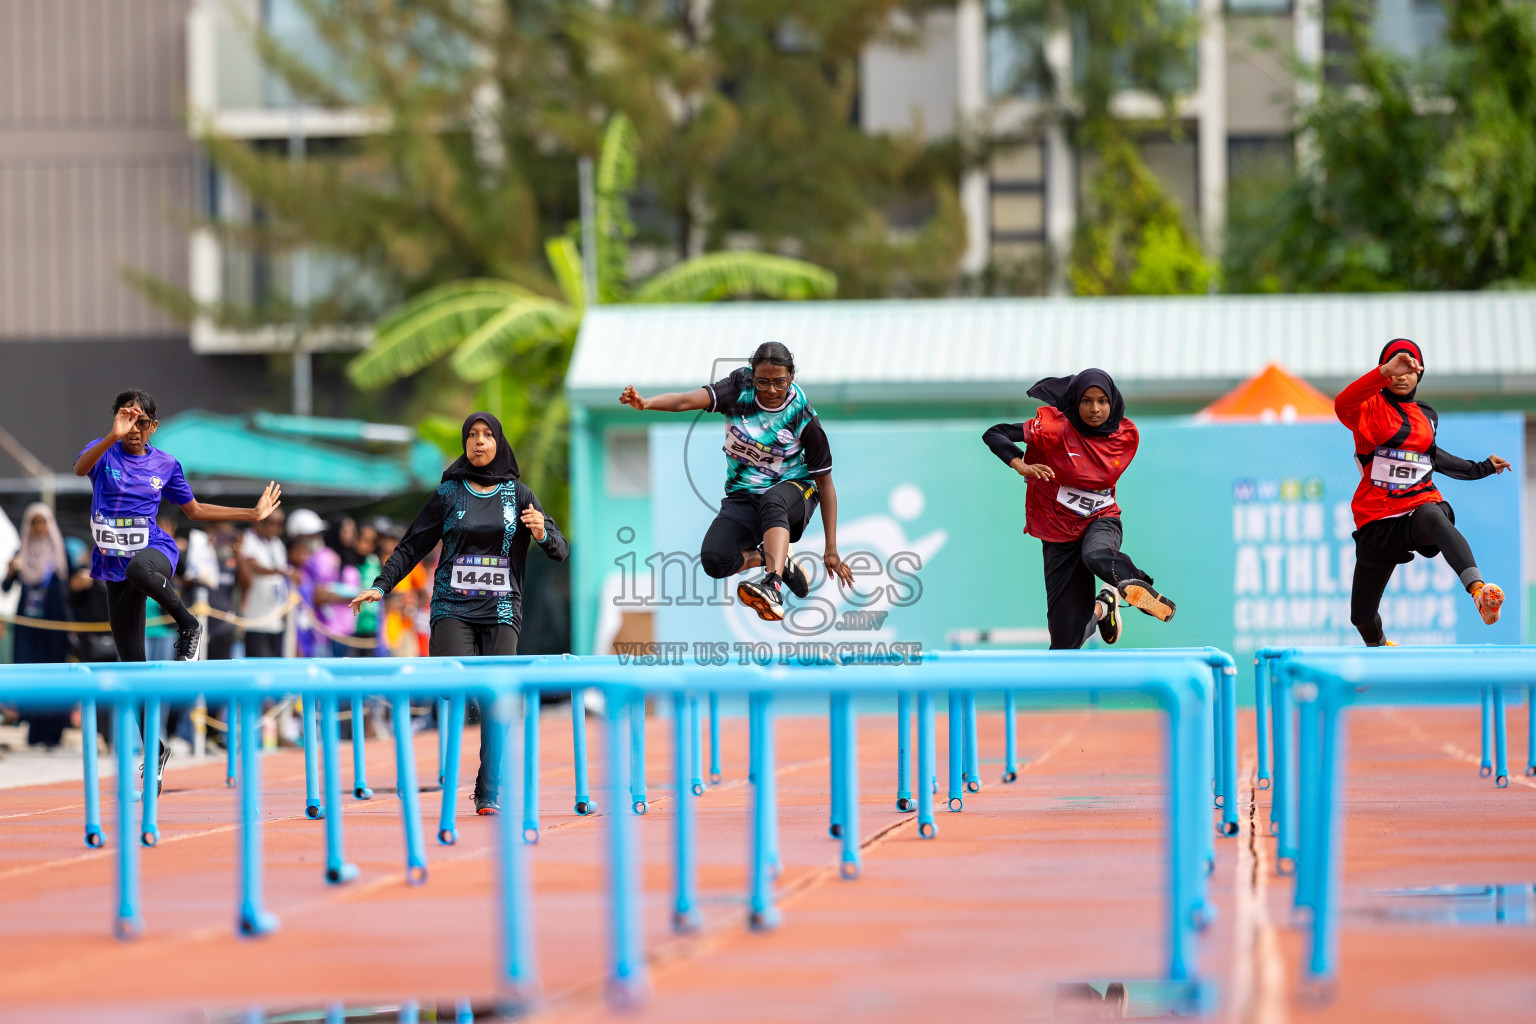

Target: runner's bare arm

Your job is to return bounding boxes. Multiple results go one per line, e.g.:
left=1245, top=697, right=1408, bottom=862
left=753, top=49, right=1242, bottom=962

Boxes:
left=816, top=473, right=855, bottom=588
left=619, top=385, right=711, bottom=412
left=73, top=405, right=142, bottom=476
left=181, top=482, right=283, bottom=522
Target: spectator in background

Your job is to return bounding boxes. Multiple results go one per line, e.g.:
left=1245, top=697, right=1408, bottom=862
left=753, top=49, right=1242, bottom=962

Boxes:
left=329, top=515, right=362, bottom=570
left=65, top=536, right=116, bottom=664
left=201, top=525, right=240, bottom=660
left=3, top=504, right=72, bottom=746
left=289, top=509, right=360, bottom=657
left=239, top=508, right=291, bottom=658
left=352, top=518, right=383, bottom=654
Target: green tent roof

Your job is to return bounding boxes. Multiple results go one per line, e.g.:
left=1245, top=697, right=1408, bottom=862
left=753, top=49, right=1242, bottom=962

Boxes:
left=153, top=411, right=440, bottom=495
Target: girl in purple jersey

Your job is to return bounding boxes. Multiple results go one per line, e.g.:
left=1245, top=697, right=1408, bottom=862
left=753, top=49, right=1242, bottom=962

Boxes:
left=74, top=390, right=283, bottom=665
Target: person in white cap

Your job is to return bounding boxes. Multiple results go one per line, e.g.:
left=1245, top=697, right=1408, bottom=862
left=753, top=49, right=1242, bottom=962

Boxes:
left=288, top=509, right=357, bottom=657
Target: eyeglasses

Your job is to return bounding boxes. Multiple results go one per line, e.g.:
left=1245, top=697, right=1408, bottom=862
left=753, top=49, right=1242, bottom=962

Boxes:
left=753, top=376, right=790, bottom=391
left=131, top=418, right=154, bottom=431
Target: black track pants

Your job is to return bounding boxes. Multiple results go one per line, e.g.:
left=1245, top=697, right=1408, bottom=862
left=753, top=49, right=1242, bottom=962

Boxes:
left=1040, top=518, right=1155, bottom=650
left=429, top=618, right=519, bottom=802
left=1350, top=502, right=1481, bottom=645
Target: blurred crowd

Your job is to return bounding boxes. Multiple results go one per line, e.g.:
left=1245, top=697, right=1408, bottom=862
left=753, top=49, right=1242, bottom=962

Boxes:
left=2, top=503, right=437, bottom=750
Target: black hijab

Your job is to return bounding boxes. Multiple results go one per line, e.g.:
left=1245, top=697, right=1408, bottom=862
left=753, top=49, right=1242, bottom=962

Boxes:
left=441, top=411, right=520, bottom=485
left=1378, top=338, right=1424, bottom=404
left=1026, top=368, right=1126, bottom=438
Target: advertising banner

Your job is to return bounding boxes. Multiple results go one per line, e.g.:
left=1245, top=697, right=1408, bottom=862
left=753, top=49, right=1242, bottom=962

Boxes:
left=633, top=413, right=1523, bottom=664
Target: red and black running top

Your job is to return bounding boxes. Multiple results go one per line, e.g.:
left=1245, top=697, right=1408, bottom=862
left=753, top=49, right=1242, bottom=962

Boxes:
left=1335, top=340, right=1495, bottom=530
left=983, top=407, right=1139, bottom=544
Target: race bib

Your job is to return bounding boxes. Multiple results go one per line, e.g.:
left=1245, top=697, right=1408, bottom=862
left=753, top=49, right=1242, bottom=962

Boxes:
left=1055, top=485, right=1117, bottom=517
left=92, top=514, right=150, bottom=556
left=450, top=555, right=511, bottom=595
left=1370, top=447, right=1433, bottom=491
left=722, top=424, right=789, bottom=475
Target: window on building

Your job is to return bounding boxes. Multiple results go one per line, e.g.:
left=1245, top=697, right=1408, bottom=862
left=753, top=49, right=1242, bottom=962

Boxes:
left=990, top=140, right=1047, bottom=266
left=1226, top=0, right=1291, bottom=13
left=986, top=0, right=1045, bottom=99
left=606, top=431, right=651, bottom=498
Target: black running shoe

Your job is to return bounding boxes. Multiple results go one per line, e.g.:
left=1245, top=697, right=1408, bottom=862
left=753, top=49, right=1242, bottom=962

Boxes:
left=173, top=622, right=202, bottom=661
left=1119, top=579, right=1175, bottom=622
left=779, top=553, right=810, bottom=599
left=1095, top=588, right=1122, bottom=644
left=737, top=573, right=786, bottom=622
left=758, top=544, right=810, bottom=599
left=473, top=789, right=500, bottom=816
left=138, top=742, right=171, bottom=797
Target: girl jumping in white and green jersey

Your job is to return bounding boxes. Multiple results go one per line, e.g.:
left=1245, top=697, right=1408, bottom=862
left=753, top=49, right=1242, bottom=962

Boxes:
left=619, top=341, right=855, bottom=621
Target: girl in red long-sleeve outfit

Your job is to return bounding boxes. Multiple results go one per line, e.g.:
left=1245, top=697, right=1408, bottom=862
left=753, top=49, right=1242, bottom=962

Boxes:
left=984, top=368, right=1176, bottom=650
left=1336, top=339, right=1511, bottom=646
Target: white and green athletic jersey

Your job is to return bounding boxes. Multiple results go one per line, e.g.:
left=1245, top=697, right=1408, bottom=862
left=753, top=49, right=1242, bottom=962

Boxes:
left=705, top=366, right=833, bottom=495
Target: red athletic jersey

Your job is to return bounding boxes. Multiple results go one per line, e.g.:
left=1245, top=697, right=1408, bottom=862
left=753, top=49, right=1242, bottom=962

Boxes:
left=1334, top=368, right=1444, bottom=529
left=1019, top=407, right=1139, bottom=543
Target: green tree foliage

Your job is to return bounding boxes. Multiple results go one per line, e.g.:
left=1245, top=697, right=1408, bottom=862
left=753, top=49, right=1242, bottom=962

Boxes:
left=1226, top=0, right=1536, bottom=292
left=988, top=0, right=1214, bottom=294
left=347, top=115, right=837, bottom=517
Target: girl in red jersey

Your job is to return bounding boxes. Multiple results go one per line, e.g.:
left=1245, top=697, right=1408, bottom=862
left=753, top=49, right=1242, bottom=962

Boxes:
left=1336, top=339, right=1511, bottom=645
left=984, top=369, right=1175, bottom=650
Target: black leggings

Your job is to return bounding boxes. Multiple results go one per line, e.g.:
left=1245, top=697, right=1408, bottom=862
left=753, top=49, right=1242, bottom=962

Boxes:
left=700, top=480, right=817, bottom=579
left=429, top=618, right=519, bottom=800
left=104, top=549, right=199, bottom=746
left=103, top=549, right=198, bottom=662
left=1041, top=518, right=1155, bottom=650
left=1350, top=502, right=1480, bottom=646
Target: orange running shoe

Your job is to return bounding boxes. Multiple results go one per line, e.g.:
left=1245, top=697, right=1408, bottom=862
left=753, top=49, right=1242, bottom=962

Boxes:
left=1120, top=579, right=1176, bottom=622
left=1472, top=582, right=1504, bottom=625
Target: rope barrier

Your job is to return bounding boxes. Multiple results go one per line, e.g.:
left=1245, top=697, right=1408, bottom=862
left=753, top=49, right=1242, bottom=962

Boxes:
left=0, top=594, right=385, bottom=650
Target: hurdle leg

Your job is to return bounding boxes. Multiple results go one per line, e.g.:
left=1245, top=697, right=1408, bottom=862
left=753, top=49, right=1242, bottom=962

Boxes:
left=392, top=695, right=428, bottom=884
left=522, top=689, right=541, bottom=843
left=1480, top=687, right=1494, bottom=778
left=237, top=698, right=279, bottom=936
left=83, top=700, right=104, bottom=848
left=226, top=700, right=239, bottom=788
left=302, top=694, right=324, bottom=819
left=1273, top=680, right=1297, bottom=870
left=493, top=690, right=537, bottom=1005
left=140, top=697, right=162, bottom=846
left=1002, top=690, right=1018, bottom=783
left=1493, top=687, right=1510, bottom=787
left=946, top=690, right=963, bottom=812
left=1307, top=700, right=1345, bottom=984
left=1219, top=668, right=1239, bottom=836
left=1294, top=696, right=1321, bottom=914
left=321, top=695, right=358, bottom=884
left=896, top=691, right=912, bottom=810
left=688, top=695, right=704, bottom=796
left=838, top=692, right=861, bottom=880
left=438, top=696, right=451, bottom=786
left=672, top=692, right=701, bottom=932
left=350, top=694, right=373, bottom=799
left=1162, top=687, right=1194, bottom=982
left=1212, top=674, right=1226, bottom=809
left=629, top=696, right=648, bottom=814
left=113, top=699, right=143, bottom=938
left=572, top=688, right=595, bottom=814
left=1254, top=655, right=1272, bottom=789
left=916, top=691, right=937, bottom=839
left=748, top=692, right=781, bottom=930
left=963, top=690, right=980, bottom=793
left=604, top=687, right=647, bottom=1004
left=748, top=695, right=761, bottom=785
left=708, top=692, right=722, bottom=784
left=1527, top=686, right=1536, bottom=777
left=438, top=693, right=465, bottom=845
left=828, top=694, right=845, bottom=839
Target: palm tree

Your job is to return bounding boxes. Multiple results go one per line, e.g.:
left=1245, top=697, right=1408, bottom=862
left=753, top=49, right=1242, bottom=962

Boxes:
left=346, top=114, right=836, bottom=507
